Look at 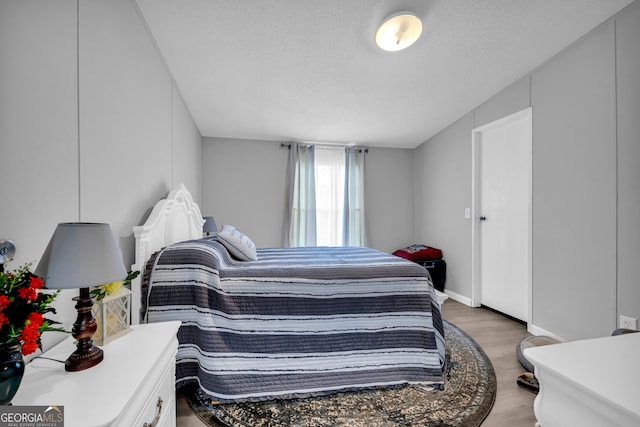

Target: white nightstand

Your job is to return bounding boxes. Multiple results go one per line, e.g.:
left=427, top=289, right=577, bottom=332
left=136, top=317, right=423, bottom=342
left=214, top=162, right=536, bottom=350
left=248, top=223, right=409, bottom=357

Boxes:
left=13, top=321, right=181, bottom=427
left=525, top=332, right=640, bottom=427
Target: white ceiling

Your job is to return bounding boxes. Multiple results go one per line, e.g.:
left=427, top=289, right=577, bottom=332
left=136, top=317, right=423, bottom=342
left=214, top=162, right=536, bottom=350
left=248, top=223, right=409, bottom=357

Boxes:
left=136, top=0, right=633, bottom=149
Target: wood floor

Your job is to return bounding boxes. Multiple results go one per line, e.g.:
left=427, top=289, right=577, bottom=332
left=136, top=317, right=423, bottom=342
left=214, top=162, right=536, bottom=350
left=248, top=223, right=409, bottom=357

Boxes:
left=441, top=299, right=537, bottom=427
left=175, top=299, right=538, bottom=427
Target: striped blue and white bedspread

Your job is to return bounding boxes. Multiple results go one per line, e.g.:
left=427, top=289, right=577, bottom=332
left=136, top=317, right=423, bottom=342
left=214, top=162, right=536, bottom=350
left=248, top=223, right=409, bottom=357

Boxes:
left=144, top=237, right=445, bottom=403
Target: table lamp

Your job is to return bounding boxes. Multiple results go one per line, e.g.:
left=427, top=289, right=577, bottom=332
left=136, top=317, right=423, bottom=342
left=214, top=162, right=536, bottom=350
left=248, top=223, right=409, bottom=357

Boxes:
left=203, top=216, right=218, bottom=236
left=35, top=223, right=126, bottom=372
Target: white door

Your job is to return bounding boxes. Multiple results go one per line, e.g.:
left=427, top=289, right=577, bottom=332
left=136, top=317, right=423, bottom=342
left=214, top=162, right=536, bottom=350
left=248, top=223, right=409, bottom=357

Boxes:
left=472, top=108, right=532, bottom=322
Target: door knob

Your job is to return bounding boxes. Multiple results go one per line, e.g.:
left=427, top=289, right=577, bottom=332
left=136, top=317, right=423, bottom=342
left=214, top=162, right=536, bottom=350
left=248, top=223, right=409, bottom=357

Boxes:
left=479, top=216, right=487, bottom=221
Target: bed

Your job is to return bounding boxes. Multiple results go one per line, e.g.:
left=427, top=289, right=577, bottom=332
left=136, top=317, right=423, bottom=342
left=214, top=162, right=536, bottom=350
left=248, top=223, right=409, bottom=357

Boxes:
left=132, top=184, right=445, bottom=403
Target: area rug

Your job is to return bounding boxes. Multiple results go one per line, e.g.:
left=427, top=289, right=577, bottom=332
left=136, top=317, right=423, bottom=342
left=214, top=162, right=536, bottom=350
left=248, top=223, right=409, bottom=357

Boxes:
left=184, top=319, right=496, bottom=427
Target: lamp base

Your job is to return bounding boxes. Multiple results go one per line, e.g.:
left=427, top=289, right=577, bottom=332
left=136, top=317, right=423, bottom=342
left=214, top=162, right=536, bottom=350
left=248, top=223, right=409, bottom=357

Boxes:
left=65, top=287, right=103, bottom=372
left=65, top=345, right=103, bottom=372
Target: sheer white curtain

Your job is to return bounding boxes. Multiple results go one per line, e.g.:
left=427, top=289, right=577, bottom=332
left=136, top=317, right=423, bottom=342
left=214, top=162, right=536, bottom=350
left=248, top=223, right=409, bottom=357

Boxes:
left=342, top=147, right=368, bottom=246
left=315, top=147, right=345, bottom=246
left=283, top=143, right=316, bottom=247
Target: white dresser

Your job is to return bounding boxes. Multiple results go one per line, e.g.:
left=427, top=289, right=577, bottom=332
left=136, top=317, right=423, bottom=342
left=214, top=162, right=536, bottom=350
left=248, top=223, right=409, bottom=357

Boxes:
left=13, top=321, right=181, bottom=427
left=524, top=332, right=640, bottom=427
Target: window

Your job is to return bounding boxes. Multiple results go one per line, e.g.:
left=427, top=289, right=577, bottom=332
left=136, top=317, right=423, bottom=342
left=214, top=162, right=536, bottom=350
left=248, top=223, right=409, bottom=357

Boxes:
left=315, top=148, right=345, bottom=246
left=285, top=144, right=367, bottom=248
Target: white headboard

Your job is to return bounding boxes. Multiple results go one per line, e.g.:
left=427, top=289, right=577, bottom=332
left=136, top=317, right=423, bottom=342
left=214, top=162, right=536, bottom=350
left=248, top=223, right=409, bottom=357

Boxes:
left=130, top=183, right=204, bottom=324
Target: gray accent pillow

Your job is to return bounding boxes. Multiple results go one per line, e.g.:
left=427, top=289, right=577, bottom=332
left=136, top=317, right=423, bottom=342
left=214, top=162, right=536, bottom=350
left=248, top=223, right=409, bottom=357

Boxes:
left=217, top=225, right=258, bottom=261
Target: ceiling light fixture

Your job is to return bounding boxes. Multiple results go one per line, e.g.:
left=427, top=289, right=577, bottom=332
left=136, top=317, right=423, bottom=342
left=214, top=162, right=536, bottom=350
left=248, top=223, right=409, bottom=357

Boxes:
left=375, top=12, right=422, bottom=52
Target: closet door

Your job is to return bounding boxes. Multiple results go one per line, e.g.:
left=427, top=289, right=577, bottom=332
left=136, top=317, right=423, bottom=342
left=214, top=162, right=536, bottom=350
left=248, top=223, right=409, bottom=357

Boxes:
left=472, top=108, right=532, bottom=322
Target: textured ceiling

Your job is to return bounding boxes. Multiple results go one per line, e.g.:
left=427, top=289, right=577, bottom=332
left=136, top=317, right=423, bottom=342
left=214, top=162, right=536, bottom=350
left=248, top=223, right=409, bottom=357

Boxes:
left=136, top=0, right=633, bottom=148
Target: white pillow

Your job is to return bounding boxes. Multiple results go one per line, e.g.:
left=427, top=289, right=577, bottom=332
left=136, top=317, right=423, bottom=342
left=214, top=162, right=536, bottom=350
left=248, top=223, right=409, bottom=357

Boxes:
left=217, top=225, right=257, bottom=261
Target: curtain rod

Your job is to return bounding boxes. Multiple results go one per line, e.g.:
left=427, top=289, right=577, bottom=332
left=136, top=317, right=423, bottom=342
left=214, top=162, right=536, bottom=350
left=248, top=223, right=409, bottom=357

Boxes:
left=280, top=142, right=368, bottom=153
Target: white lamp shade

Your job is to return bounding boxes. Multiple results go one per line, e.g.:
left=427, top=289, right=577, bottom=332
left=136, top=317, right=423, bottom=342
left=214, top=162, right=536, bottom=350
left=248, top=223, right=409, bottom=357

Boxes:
left=375, top=13, right=423, bottom=52
left=35, top=223, right=126, bottom=289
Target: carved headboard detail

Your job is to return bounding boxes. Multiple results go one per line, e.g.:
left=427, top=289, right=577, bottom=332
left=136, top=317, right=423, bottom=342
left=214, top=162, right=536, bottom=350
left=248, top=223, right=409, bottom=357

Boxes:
left=130, top=184, right=204, bottom=323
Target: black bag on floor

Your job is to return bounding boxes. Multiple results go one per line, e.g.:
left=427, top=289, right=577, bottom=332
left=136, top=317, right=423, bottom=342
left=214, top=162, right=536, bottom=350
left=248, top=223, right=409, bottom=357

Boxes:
left=414, top=259, right=446, bottom=292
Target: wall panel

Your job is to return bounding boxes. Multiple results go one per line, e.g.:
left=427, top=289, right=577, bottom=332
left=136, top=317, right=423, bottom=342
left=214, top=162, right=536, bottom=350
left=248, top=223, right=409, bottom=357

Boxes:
left=0, top=0, right=78, bottom=267
left=616, top=1, right=640, bottom=324
left=79, top=0, right=173, bottom=265
left=414, top=113, right=474, bottom=298
left=202, top=138, right=288, bottom=248
left=474, top=76, right=531, bottom=129
left=365, top=147, right=414, bottom=253
left=530, top=22, right=616, bottom=339
left=0, top=0, right=202, bottom=350
left=172, top=85, right=202, bottom=203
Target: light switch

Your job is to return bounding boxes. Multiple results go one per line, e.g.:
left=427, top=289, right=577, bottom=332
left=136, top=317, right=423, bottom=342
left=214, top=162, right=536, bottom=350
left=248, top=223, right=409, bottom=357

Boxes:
left=464, top=208, right=471, bottom=219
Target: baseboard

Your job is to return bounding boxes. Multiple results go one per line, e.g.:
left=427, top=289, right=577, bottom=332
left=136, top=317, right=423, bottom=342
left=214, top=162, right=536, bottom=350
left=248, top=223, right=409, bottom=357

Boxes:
left=443, top=289, right=473, bottom=307
left=528, top=323, right=565, bottom=342
left=444, top=289, right=565, bottom=342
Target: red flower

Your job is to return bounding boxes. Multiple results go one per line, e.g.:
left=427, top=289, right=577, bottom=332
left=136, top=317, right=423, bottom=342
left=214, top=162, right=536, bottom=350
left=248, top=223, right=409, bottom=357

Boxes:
left=16, top=276, right=43, bottom=303
left=29, top=276, right=44, bottom=290
left=1, top=263, right=64, bottom=354
left=27, top=312, right=44, bottom=327
left=17, top=286, right=37, bottom=302
left=20, top=337, right=39, bottom=355
left=18, top=312, right=44, bottom=355
left=0, top=296, right=9, bottom=327
left=0, top=295, right=9, bottom=310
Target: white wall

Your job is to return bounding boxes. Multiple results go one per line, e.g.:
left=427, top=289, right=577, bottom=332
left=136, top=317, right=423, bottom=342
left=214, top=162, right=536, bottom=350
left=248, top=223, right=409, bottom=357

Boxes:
left=531, top=20, right=616, bottom=339
left=414, top=1, right=640, bottom=341
left=202, top=138, right=415, bottom=253
left=365, top=147, right=415, bottom=253
left=202, top=138, right=288, bottom=247
left=413, top=113, right=474, bottom=299
left=0, top=0, right=201, bottom=349
left=615, top=1, right=640, bottom=337
left=172, top=86, right=202, bottom=202
left=1, top=0, right=79, bottom=272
